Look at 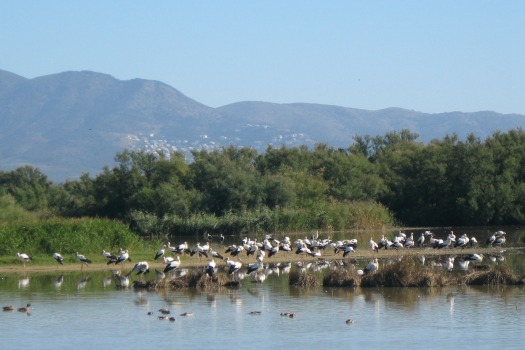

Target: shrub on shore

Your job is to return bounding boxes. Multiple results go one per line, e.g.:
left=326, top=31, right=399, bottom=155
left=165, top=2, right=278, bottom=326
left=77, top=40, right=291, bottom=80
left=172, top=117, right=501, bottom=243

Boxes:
left=289, top=269, right=319, bottom=287
left=323, top=267, right=359, bottom=287
left=0, top=217, right=141, bottom=256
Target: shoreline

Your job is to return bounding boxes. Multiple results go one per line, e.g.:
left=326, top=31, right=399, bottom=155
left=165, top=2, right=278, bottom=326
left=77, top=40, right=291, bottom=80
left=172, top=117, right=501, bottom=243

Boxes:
left=0, top=245, right=519, bottom=274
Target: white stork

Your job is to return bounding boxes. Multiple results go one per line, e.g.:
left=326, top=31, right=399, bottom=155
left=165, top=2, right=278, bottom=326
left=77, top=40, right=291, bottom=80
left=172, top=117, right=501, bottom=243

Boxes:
left=205, top=259, right=216, bottom=277
left=115, top=249, right=131, bottom=265
left=52, top=252, right=64, bottom=265
left=163, top=256, right=181, bottom=273
left=16, top=253, right=32, bottom=267
left=127, top=261, right=150, bottom=277
left=75, top=252, right=92, bottom=270
left=154, top=245, right=166, bottom=260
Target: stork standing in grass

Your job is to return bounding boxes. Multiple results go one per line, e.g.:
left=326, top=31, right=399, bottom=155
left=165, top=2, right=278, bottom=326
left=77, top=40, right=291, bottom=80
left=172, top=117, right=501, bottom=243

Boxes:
left=226, top=257, right=243, bottom=281
left=75, top=252, right=92, bottom=271
left=163, top=255, right=181, bottom=274
left=115, top=249, right=131, bottom=265
left=16, top=253, right=32, bottom=267
left=127, top=261, right=150, bottom=280
left=369, top=238, right=379, bottom=253
left=154, top=245, right=166, bottom=260
left=417, top=232, right=425, bottom=247
left=205, top=259, right=216, bottom=277
left=52, top=252, right=64, bottom=265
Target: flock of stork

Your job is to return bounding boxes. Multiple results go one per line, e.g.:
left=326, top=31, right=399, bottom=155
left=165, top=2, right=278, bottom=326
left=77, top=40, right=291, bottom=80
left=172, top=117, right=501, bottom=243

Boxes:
left=12, top=229, right=507, bottom=283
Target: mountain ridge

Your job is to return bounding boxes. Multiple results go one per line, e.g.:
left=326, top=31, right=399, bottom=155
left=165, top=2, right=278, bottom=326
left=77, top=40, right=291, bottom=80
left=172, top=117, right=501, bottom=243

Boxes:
left=0, top=69, right=523, bottom=182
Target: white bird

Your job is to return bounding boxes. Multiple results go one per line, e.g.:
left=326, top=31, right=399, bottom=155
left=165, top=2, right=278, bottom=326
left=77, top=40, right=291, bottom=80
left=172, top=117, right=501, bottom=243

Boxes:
left=363, top=258, right=379, bottom=274
left=436, top=234, right=453, bottom=249
left=154, top=245, right=166, bottom=260
left=226, top=257, right=243, bottom=277
left=163, top=256, right=181, bottom=273
left=209, top=248, right=224, bottom=260
left=190, top=243, right=209, bottom=259
left=115, top=249, right=131, bottom=265
left=75, top=252, right=92, bottom=270
left=246, top=260, right=263, bottom=275
left=52, top=252, right=64, bottom=265
left=492, top=234, right=506, bottom=247
left=486, top=233, right=496, bottom=246
left=417, top=232, right=425, bottom=247
left=16, top=253, right=32, bottom=267
left=404, top=232, right=415, bottom=248
left=343, top=245, right=355, bottom=257
left=454, top=234, right=469, bottom=249
left=268, top=244, right=280, bottom=258
left=246, top=242, right=259, bottom=257
left=127, top=261, right=150, bottom=276
left=280, top=243, right=292, bottom=253
left=495, top=230, right=506, bottom=238
left=229, top=245, right=244, bottom=257
left=369, top=238, right=379, bottom=253
left=390, top=236, right=404, bottom=250
left=162, top=256, right=174, bottom=264
left=378, top=235, right=389, bottom=250
left=171, top=241, right=189, bottom=255
left=102, top=250, right=118, bottom=264
left=205, top=259, right=216, bottom=277
left=295, top=242, right=313, bottom=256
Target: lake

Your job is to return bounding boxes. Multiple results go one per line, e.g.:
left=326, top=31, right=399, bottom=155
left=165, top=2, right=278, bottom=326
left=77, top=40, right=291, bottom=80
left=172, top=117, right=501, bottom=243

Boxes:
left=1, top=250, right=524, bottom=350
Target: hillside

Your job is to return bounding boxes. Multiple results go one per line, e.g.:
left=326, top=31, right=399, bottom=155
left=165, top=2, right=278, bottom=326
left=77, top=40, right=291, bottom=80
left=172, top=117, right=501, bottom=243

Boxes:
left=0, top=69, right=523, bottom=182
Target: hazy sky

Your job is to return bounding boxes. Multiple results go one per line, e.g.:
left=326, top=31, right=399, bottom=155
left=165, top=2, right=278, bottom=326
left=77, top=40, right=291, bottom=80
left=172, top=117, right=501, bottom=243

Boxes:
left=2, top=1, right=524, bottom=114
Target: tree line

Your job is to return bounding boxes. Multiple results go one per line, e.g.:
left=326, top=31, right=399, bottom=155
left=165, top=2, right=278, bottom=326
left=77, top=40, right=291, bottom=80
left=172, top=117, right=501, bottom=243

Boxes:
left=1, top=128, right=524, bottom=236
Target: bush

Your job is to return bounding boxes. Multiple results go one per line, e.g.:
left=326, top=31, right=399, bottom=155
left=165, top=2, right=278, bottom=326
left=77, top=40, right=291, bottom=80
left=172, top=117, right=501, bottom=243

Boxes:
left=0, top=217, right=140, bottom=256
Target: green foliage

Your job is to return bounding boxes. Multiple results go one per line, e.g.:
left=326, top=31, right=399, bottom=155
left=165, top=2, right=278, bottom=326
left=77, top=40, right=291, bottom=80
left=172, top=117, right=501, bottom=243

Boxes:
left=0, top=194, right=48, bottom=223
left=3, top=128, right=525, bottom=228
left=0, top=166, right=51, bottom=211
left=0, top=218, right=141, bottom=256
left=127, top=201, right=395, bottom=238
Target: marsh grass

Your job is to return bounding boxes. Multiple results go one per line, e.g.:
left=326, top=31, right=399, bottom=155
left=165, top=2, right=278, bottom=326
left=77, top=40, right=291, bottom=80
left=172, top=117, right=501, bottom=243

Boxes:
left=323, top=267, right=359, bottom=287
left=360, top=256, right=454, bottom=287
left=0, top=218, right=141, bottom=257
left=130, top=201, right=395, bottom=237
left=289, top=270, right=319, bottom=287
left=464, top=265, right=522, bottom=286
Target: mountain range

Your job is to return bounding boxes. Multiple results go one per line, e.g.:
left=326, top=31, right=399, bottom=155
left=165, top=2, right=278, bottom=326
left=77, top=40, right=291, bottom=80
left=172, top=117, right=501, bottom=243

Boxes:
left=1, top=69, right=523, bottom=183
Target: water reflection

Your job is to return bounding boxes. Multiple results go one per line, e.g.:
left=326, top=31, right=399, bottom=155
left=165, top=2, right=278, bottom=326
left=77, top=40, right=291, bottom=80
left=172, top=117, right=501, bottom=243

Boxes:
left=1, top=267, right=524, bottom=349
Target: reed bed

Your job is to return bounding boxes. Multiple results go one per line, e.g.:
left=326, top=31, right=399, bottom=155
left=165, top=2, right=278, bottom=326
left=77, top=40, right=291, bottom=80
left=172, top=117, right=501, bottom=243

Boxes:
left=464, top=265, right=523, bottom=286
left=289, top=270, right=319, bottom=287
left=323, top=267, right=359, bottom=287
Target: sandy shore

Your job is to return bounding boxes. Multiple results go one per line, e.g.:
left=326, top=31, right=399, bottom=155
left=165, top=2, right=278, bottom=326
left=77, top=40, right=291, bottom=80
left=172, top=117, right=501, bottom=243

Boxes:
left=0, top=245, right=516, bottom=274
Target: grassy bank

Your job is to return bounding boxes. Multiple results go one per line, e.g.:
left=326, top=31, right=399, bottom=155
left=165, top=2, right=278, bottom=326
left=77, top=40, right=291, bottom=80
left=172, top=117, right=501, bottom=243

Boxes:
left=0, top=217, right=142, bottom=261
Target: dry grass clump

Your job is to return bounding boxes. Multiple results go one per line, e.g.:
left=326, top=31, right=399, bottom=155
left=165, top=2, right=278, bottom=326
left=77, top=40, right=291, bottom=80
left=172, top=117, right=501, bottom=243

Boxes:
left=360, top=256, right=453, bottom=288
left=323, top=268, right=359, bottom=287
left=464, top=265, right=521, bottom=286
left=289, top=270, right=319, bottom=287
left=195, top=273, right=229, bottom=290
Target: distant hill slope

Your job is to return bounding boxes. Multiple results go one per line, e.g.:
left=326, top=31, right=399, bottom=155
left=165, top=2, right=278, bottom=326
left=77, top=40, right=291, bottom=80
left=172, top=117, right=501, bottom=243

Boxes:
left=0, top=69, right=523, bottom=183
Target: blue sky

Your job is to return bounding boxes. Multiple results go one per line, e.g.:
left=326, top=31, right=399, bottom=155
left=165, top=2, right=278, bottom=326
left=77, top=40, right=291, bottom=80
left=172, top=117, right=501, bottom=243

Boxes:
left=2, top=1, right=524, bottom=114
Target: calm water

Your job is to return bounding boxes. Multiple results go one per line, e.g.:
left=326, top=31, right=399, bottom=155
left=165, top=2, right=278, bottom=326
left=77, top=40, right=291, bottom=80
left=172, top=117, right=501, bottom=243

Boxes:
left=1, top=258, right=525, bottom=350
